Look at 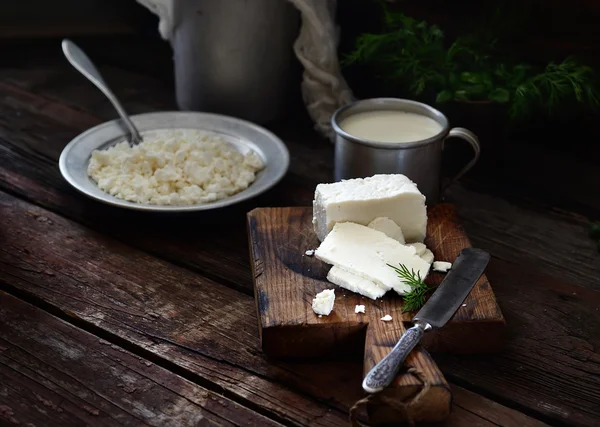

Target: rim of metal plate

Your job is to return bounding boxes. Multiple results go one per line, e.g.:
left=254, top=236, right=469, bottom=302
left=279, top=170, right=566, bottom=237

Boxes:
left=59, top=111, right=290, bottom=212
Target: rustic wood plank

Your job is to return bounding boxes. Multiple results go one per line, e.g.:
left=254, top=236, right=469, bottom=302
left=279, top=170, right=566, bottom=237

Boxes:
left=248, top=206, right=455, bottom=423
left=423, top=205, right=506, bottom=352
left=443, top=385, right=549, bottom=427
left=446, top=185, right=599, bottom=291
left=0, top=291, right=282, bottom=427
left=0, top=191, right=352, bottom=426
left=362, top=313, right=451, bottom=424
left=0, top=65, right=176, bottom=118
left=247, top=206, right=504, bottom=356
left=436, top=259, right=600, bottom=427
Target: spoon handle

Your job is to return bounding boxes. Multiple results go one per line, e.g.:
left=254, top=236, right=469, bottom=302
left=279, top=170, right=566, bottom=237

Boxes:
left=61, top=39, right=143, bottom=144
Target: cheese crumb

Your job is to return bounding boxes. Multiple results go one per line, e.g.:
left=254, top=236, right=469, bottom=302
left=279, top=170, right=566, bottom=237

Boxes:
left=87, top=129, right=264, bottom=205
left=355, top=304, right=366, bottom=314
left=380, top=314, right=392, bottom=322
left=432, top=261, right=452, bottom=273
left=304, top=249, right=315, bottom=256
left=312, top=289, right=335, bottom=316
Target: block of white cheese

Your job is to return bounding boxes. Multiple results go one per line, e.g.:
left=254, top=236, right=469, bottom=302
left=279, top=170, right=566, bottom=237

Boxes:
left=433, top=261, right=452, bottom=273
left=327, top=266, right=387, bottom=300
left=315, top=222, right=430, bottom=295
left=368, top=217, right=405, bottom=244
left=312, top=174, right=427, bottom=243
left=312, top=289, right=335, bottom=316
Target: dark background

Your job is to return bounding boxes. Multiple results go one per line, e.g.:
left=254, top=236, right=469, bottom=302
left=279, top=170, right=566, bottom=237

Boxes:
left=2, top=0, right=599, bottom=203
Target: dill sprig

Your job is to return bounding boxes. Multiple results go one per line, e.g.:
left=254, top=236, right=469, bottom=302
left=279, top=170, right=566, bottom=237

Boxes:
left=343, top=3, right=600, bottom=120
left=388, top=263, right=434, bottom=312
left=509, top=58, right=600, bottom=120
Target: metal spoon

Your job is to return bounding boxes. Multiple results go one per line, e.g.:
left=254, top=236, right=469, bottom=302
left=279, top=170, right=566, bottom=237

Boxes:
left=61, top=39, right=143, bottom=145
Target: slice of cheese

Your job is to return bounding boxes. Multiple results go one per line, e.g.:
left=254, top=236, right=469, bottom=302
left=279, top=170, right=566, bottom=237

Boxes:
left=421, top=249, right=435, bottom=264
left=315, top=222, right=430, bottom=295
left=368, top=217, right=405, bottom=244
left=312, top=289, right=335, bottom=316
left=407, top=242, right=427, bottom=256
left=312, top=174, right=427, bottom=243
left=327, top=266, right=387, bottom=300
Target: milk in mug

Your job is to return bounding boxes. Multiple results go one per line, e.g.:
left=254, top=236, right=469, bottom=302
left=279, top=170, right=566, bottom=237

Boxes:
left=339, top=110, right=443, bottom=143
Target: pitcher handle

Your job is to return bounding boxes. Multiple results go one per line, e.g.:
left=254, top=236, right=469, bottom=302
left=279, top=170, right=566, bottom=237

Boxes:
left=441, top=127, right=481, bottom=194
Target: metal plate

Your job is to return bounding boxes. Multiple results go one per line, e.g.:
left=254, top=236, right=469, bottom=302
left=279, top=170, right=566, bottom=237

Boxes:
left=59, top=111, right=290, bottom=212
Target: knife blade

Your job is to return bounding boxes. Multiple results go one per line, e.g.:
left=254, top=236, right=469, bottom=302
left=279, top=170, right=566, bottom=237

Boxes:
left=362, top=248, right=490, bottom=393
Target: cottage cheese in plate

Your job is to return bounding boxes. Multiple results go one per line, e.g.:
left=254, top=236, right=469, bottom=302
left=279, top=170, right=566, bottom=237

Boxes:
left=87, top=129, right=264, bottom=205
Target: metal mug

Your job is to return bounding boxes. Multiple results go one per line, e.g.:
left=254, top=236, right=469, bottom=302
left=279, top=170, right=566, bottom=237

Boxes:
left=331, top=98, right=481, bottom=204
left=172, top=0, right=299, bottom=123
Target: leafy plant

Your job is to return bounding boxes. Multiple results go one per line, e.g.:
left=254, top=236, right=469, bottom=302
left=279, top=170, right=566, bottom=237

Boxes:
left=388, top=263, right=434, bottom=312
left=344, top=4, right=600, bottom=120
left=508, top=59, right=600, bottom=119
left=590, top=223, right=600, bottom=252
left=343, top=11, right=449, bottom=97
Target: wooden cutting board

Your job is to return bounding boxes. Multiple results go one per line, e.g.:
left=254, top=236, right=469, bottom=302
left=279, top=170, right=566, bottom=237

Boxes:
left=247, top=204, right=505, bottom=424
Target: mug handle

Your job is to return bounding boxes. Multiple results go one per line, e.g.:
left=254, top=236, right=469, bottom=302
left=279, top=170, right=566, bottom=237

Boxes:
left=441, top=127, right=481, bottom=194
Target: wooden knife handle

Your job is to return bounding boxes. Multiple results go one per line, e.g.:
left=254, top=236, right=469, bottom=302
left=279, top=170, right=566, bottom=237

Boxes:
left=362, top=322, right=428, bottom=393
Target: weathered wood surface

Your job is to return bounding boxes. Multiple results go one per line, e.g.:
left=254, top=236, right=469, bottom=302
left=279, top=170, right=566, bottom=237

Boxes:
left=0, top=191, right=353, bottom=426
left=436, top=259, right=600, bottom=427
left=0, top=291, right=282, bottom=427
left=444, top=386, right=549, bottom=427
left=0, top=186, right=548, bottom=427
left=446, top=185, right=600, bottom=291
left=0, top=49, right=598, bottom=426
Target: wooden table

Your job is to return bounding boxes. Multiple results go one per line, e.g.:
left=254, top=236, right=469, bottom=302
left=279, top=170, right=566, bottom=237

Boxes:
left=0, top=40, right=599, bottom=427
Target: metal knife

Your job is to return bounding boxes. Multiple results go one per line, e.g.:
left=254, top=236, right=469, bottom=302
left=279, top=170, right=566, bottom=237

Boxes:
left=362, top=247, right=490, bottom=393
